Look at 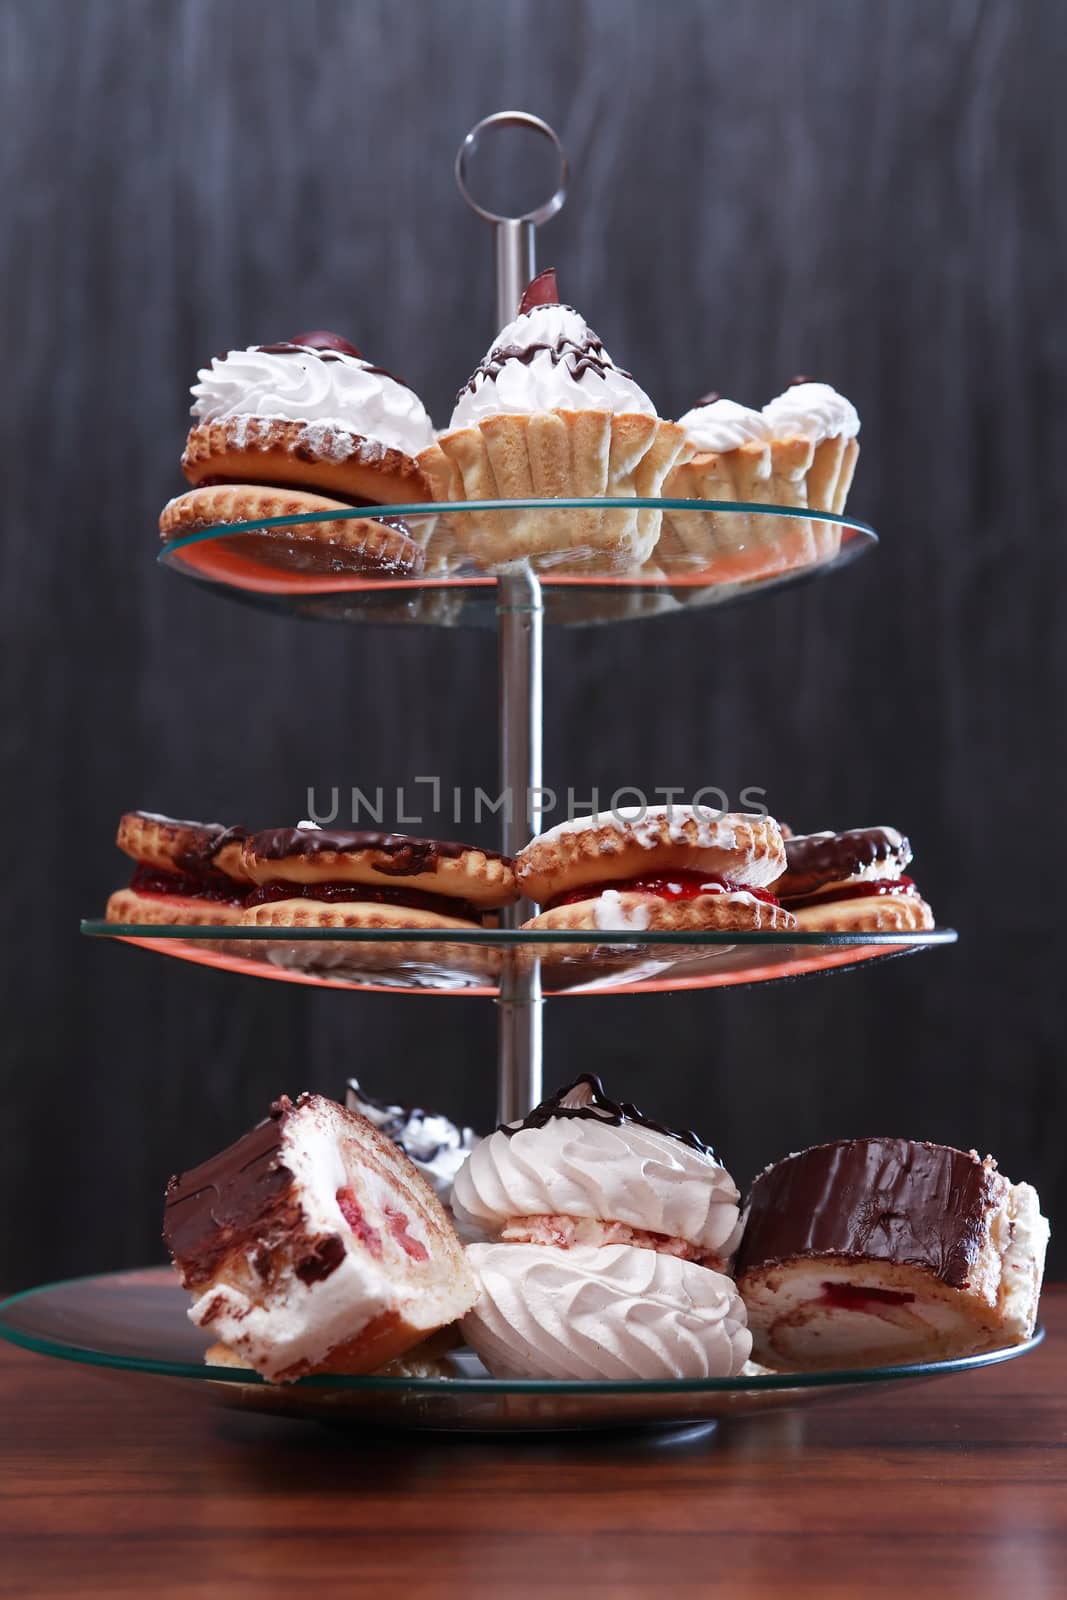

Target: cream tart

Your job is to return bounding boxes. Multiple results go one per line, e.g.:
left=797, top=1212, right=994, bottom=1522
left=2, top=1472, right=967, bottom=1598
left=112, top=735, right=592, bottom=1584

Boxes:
left=663, top=380, right=860, bottom=583
left=163, top=331, right=435, bottom=574
left=164, top=1093, right=478, bottom=1382
left=106, top=811, right=249, bottom=927
left=735, top=1137, right=1048, bottom=1371
left=419, top=269, right=690, bottom=573
left=773, top=825, right=934, bottom=932
left=516, top=806, right=793, bottom=934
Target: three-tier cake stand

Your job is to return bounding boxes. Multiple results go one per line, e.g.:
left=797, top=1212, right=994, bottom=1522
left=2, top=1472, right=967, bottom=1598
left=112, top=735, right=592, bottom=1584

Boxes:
left=1, top=114, right=1037, bottom=1434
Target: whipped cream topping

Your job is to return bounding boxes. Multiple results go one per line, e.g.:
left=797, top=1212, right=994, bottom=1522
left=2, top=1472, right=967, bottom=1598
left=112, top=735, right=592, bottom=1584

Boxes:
left=462, top=1242, right=752, bottom=1380
left=184, top=1097, right=435, bottom=1381
left=450, top=303, right=657, bottom=427
left=761, top=381, right=860, bottom=443
left=677, top=382, right=859, bottom=452
left=191, top=345, right=435, bottom=458
left=677, top=397, right=770, bottom=453
left=452, top=1078, right=742, bottom=1259
left=345, top=1079, right=478, bottom=1203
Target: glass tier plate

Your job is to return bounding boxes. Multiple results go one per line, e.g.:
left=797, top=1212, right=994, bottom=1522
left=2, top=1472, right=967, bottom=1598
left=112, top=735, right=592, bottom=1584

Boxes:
left=158, top=499, right=877, bottom=628
left=82, top=921, right=957, bottom=996
left=0, top=1269, right=1041, bottom=1435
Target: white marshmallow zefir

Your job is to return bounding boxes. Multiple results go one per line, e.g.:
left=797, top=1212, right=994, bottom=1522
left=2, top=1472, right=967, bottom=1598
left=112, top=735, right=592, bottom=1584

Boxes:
left=462, top=1243, right=752, bottom=1380
left=451, top=1078, right=743, bottom=1263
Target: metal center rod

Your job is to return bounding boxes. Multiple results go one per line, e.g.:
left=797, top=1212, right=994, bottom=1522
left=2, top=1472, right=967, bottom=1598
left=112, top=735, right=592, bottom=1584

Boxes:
left=454, top=110, right=566, bottom=1125
left=496, top=568, right=544, bottom=1124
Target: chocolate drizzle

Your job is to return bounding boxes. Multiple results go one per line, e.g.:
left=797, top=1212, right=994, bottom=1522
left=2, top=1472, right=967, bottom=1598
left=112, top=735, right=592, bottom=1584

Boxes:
left=734, top=1138, right=1004, bottom=1288
left=457, top=320, right=634, bottom=403
left=253, top=340, right=406, bottom=387
left=245, top=828, right=507, bottom=874
left=781, top=827, right=910, bottom=892
left=174, top=823, right=248, bottom=877
left=125, top=812, right=248, bottom=884
left=500, top=1073, right=715, bottom=1158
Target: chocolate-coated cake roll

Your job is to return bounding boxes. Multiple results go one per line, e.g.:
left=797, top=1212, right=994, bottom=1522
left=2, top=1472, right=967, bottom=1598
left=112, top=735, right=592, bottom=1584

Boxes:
left=734, top=1137, right=1048, bottom=1371
left=164, top=1094, right=478, bottom=1382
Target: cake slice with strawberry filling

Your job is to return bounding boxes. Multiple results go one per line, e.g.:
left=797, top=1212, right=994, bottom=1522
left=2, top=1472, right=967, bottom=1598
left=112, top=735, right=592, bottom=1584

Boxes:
left=164, top=1094, right=478, bottom=1382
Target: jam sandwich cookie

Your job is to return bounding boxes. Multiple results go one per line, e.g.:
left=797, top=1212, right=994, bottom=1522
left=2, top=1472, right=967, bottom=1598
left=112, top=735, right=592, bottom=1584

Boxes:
left=241, top=825, right=518, bottom=930
left=164, top=1093, right=479, bottom=1382
left=106, top=810, right=249, bottom=927
left=772, top=825, right=934, bottom=932
left=163, top=331, right=436, bottom=573
left=419, top=270, right=690, bottom=573
left=457, top=1076, right=751, bottom=1380
left=515, top=806, right=794, bottom=933
left=735, top=1137, right=1048, bottom=1371
left=240, top=825, right=518, bottom=986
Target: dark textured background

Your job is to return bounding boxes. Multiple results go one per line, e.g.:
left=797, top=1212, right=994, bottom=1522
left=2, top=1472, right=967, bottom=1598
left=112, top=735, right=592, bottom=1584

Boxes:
left=2, top=0, right=1063, bottom=1288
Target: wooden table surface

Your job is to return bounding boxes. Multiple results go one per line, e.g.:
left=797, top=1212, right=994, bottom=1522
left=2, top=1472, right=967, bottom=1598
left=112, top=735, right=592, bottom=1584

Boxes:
left=1, top=1290, right=1064, bottom=1600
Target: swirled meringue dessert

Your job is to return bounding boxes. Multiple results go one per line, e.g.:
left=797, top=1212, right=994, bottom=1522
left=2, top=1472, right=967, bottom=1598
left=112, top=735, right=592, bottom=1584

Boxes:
left=735, top=1138, right=1048, bottom=1370
left=164, top=1093, right=478, bottom=1382
left=345, top=1078, right=479, bottom=1209
left=457, top=1076, right=752, bottom=1380
left=662, top=378, right=860, bottom=581
left=419, top=269, right=690, bottom=573
left=161, top=330, right=435, bottom=575
left=771, top=825, right=934, bottom=932
left=515, top=806, right=793, bottom=935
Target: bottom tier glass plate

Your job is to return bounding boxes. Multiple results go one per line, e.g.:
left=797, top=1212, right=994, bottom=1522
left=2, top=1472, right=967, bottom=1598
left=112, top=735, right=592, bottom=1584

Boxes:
left=82, top=923, right=958, bottom=996
left=0, top=1270, right=1040, bottom=1435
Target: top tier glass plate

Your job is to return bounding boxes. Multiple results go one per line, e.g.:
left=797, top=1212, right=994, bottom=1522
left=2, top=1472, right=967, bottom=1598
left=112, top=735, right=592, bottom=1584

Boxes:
left=159, top=499, right=877, bottom=629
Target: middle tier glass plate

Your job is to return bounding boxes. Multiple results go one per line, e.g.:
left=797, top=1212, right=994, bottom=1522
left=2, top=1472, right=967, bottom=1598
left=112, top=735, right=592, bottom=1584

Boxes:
left=158, top=499, right=877, bottom=628
left=82, top=922, right=957, bottom=996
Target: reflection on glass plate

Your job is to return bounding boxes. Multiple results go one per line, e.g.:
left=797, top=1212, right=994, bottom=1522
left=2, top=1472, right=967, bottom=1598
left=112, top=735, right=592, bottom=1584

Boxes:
left=82, top=922, right=958, bottom=997
left=0, top=1269, right=1040, bottom=1434
left=158, top=499, right=877, bottom=629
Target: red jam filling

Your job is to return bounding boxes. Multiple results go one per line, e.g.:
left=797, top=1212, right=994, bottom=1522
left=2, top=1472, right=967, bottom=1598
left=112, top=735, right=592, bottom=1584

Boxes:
left=244, top=879, right=480, bottom=922
left=545, top=870, right=780, bottom=913
left=336, top=1187, right=382, bottom=1259
left=819, top=1282, right=916, bottom=1311
left=128, top=864, right=244, bottom=906
left=384, top=1206, right=429, bottom=1263
left=783, top=877, right=917, bottom=913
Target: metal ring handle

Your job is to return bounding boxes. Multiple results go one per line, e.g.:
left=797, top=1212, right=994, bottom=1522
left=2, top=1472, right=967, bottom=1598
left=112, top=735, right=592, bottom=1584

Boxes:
left=455, top=111, right=568, bottom=226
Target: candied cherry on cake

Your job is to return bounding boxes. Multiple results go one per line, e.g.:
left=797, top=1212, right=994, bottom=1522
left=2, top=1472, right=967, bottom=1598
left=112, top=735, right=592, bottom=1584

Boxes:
left=517, top=267, right=560, bottom=313
left=288, top=330, right=365, bottom=358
